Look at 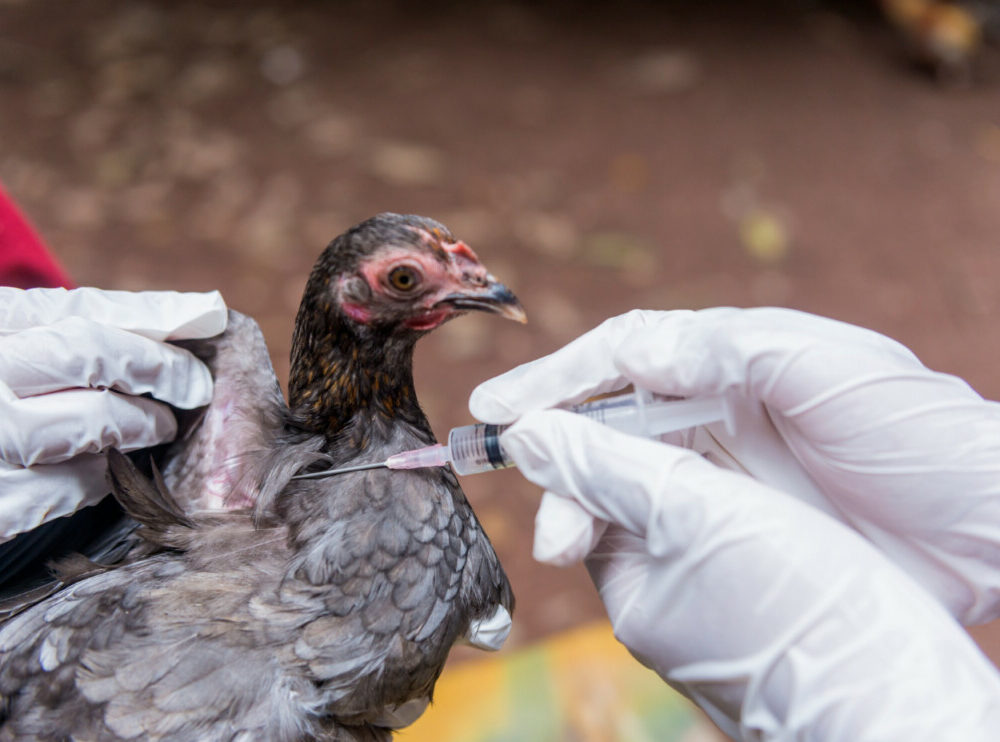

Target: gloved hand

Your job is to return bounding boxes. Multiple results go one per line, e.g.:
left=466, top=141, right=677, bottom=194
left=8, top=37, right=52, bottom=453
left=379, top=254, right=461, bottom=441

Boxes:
left=502, top=411, right=1000, bottom=739
left=0, top=287, right=227, bottom=542
left=471, top=308, right=1000, bottom=624
left=470, top=308, right=1000, bottom=740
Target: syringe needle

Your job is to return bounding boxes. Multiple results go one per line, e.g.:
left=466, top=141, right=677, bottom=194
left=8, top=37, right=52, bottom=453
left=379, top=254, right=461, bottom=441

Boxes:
left=291, top=443, right=452, bottom=479
left=291, top=460, right=389, bottom=480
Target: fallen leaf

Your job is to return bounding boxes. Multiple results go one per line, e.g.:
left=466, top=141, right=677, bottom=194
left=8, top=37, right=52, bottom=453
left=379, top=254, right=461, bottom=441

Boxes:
left=516, top=212, right=578, bottom=259
left=974, top=123, right=1000, bottom=165
left=260, top=44, right=305, bottom=86
left=740, top=209, right=790, bottom=264
left=305, top=115, right=355, bottom=156
left=370, top=142, right=445, bottom=186
left=626, top=49, right=702, bottom=94
left=581, top=231, right=657, bottom=278
left=608, top=153, right=649, bottom=193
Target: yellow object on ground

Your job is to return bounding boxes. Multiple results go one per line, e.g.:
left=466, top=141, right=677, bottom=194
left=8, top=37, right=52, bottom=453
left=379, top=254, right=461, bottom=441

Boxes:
left=402, top=621, right=724, bottom=742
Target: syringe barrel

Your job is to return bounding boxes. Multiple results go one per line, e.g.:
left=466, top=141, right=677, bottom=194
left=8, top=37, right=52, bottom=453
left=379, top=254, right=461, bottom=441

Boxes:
left=445, top=405, right=642, bottom=476
left=446, top=392, right=729, bottom=475
left=569, top=394, right=650, bottom=434
left=571, top=393, right=728, bottom=437
left=448, top=423, right=515, bottom=475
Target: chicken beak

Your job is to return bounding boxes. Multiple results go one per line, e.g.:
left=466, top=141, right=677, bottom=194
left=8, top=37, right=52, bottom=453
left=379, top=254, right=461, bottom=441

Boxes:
left=440, top=281, right=527, bottom=323
left=433, top=238, right=526, bottom=323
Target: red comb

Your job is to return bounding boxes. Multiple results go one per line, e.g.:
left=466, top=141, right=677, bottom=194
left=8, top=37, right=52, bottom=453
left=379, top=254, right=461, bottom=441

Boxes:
left=443, top=240, right=479, bottom=263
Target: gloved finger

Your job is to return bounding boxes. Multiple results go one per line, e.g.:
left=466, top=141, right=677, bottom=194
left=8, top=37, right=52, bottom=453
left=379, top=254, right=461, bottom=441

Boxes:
left=0, top=454, right=110, bottom=543
left=501, top=408, right=717, bottom=545
left=0, top=388, right=177, bottom=466
left=611, top=306, right=928, bottom=412
left=0, top=456, right=109, bottom=542
left=0, top=287, right=227, bottom=341
left=0, top=317, right=214, bottom=407
left=582, top=524, right=651, bottom=620
left=470, top=309, right=690, bottom=423
left=532, top=490, right=608, bottom=566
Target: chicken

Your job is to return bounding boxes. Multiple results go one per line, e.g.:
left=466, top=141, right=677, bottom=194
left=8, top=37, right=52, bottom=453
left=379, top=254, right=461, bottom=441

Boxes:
left=0, top=213, right=522, bottom=741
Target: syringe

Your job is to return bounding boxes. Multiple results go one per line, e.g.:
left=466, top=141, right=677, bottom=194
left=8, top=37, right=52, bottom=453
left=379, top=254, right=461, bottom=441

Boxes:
left=292, top=390, right=734, bottom=479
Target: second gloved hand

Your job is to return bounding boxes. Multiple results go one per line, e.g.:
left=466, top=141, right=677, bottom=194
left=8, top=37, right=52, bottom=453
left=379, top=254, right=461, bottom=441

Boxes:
left=500, top=408, right=1000, bottom=741
left=0, top=287, right=227, bottom=542
left=471, top=308, right=1000, bottom=625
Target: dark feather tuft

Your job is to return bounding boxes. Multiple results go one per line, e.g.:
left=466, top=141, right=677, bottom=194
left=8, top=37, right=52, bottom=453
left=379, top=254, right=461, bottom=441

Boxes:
left=106, top=450, right=197, bottom=537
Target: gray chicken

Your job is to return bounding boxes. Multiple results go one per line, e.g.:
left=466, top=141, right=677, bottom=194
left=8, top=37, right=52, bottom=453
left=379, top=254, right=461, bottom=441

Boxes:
left=0, top=213, right=522, bottom=741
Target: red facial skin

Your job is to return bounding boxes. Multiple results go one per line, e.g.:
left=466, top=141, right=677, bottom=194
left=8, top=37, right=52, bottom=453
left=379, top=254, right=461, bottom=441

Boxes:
left=341, top=302, right=373, bottom=324
left=346, top=235, right=497, bottom=331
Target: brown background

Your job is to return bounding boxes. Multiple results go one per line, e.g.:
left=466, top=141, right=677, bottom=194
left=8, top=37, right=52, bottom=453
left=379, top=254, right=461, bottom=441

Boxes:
left=3, top=0, right=1000, bottom=667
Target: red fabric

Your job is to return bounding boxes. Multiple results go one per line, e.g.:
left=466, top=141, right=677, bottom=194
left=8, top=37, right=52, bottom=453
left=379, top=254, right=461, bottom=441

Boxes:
left=0, top=183, right=74, bottom=289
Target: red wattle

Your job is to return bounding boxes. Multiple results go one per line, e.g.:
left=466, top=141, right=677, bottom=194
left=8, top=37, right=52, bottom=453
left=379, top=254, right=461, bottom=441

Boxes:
left=404, top=310, right=449, bottom=330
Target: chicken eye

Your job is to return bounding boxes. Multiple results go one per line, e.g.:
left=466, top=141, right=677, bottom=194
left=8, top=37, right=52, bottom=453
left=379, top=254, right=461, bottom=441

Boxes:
left=388, top=266, right=420, bottom=292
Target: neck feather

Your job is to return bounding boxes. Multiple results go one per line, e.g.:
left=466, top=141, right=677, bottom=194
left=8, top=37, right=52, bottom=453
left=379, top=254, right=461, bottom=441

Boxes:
left=288, top=304, right=427, bottom=443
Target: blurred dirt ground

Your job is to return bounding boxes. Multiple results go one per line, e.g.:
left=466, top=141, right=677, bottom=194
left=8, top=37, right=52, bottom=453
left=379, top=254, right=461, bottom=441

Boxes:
left=2, top=0, right=1000, bottom=695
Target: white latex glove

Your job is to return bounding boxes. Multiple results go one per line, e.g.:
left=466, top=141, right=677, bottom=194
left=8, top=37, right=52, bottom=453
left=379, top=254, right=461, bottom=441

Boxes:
left=0, top=287, right=227, bottom=542
left=499, top=410, right=1000, bottom=740
left=469, top=308, right=1000, bottom=740
left=470, top=308, right=1000, bottom=625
